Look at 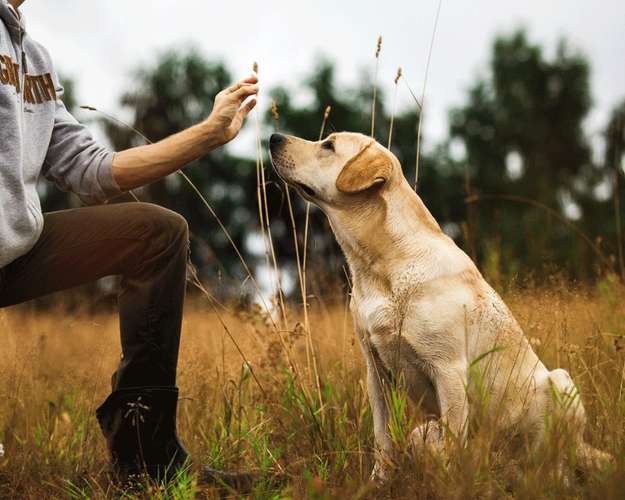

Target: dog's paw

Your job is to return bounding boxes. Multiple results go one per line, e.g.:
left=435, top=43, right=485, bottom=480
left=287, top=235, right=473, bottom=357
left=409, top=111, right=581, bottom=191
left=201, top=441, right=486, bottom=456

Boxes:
left=369, top=461, right=390, bottom=484
left=410, top=421, right=446, bottom=455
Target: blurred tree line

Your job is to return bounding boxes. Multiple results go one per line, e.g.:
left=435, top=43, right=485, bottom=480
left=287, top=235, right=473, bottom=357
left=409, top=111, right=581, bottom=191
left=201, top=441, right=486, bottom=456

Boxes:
left=42, top=29, right=625, bottom=296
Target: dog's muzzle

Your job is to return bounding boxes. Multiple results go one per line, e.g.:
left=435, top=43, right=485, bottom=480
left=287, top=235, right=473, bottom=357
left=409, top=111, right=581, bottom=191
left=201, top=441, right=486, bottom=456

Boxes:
left=268, top=134, right=315, bottom=199
left=269, top=133, right=295, bottom=172
left=269, top=133, right=286, bottom=152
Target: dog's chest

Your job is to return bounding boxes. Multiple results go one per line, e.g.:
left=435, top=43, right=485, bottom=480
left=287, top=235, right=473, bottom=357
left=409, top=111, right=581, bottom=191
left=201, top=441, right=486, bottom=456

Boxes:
left=351, top=287, right=418, bottom=368
left=351, top=273, right=421, bottom=340
left=352, top=286, right=440, bottom=415
left=352, top=291, right=397, bottom=341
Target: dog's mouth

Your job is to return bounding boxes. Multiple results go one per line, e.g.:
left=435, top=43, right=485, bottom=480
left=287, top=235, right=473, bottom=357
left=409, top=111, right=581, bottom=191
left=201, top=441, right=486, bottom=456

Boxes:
left=269, top=154, right=317, bottom=199
left=294, top=182, right=316, bottom=198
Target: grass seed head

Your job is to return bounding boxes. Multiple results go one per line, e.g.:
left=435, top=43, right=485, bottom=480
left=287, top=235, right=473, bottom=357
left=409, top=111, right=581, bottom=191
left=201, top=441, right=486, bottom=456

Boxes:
left=271, top=100, right=280, bottom=123
left=252, top=61, right=259, bottom=74
left=375, top=35, right=383, bottom=58
left=324, top=105, right=332, bottom=119
left=395, top=67, right=403, bottom=84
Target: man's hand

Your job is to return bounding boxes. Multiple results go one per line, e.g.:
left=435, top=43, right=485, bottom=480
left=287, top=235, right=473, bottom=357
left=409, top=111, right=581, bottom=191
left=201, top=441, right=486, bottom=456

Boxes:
left=111, top=75, right=259, bottom=191
left=207, top=75, right=259, bottom=146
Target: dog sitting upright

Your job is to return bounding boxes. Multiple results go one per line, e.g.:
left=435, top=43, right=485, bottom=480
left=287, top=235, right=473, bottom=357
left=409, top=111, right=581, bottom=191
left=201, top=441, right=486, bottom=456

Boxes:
left=269, top=132, right=609, bottom=480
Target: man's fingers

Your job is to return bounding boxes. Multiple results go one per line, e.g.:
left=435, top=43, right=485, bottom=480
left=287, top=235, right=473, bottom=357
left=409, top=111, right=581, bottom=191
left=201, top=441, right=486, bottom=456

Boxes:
left=238, top=97, right=257, bottom=118
left=232, top=84, right=259, bottom=101
left=241, top=75, right=258, bottom=85
left=225, top=75, right=259, bottom=94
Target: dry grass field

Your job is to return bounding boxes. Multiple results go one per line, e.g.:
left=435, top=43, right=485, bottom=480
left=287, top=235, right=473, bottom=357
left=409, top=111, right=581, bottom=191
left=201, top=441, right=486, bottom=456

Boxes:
left=1, top=276, right=625, bottom=499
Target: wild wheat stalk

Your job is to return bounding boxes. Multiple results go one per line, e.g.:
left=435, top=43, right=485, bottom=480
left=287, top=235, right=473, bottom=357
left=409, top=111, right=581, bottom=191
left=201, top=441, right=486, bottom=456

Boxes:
left=463, top=164, right=478, bottom=262
left=283, top=184, right=322, bottom=410
left=252, top=64, right=270, bottom=287
left=270, top=100, right=280, bottom=125
left=252, top=63, right=288, bottom=327
left=302, top=106, right=332, bottom=337
left=251, top=63, right=273, bottom=313
left=414, top=0, right=442, bottom=190
left=269, top=101, right=330, bottom=412
left=388, top=67, right=402, bottom=149
left=271, top=102, right=313, bottom=376
left=371, top=36, right=382, bottom=138
left=301, top=105, right=333, bottom=415
left=303, top=105, right=331, bottom=330
left=176, top=169, right=299, bottom=374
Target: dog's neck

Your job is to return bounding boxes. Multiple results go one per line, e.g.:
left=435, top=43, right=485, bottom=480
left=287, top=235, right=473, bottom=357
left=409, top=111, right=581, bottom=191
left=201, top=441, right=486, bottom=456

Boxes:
left=327, top=178, right=442, bottom=290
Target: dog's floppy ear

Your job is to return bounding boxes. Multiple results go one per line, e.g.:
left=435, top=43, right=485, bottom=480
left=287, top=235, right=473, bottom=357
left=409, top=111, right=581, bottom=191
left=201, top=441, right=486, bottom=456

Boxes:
left=336, top=142, right=392, bottom=194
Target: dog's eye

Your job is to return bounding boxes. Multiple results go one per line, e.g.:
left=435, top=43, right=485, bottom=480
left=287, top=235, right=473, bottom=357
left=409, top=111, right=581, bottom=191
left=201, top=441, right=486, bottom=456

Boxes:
left=321, top=140, right=335, bottom=152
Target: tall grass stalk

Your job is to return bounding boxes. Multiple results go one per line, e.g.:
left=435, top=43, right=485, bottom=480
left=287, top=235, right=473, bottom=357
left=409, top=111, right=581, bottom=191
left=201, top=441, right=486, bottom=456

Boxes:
left=463, top=164, right=478, bottom=262
left=387, top=67, right=402, bottom=149
left=371, top=36, right=382, bottom=138
left=269, top=101, right=320, bottom=402
left=301, top=105, right=333, bottom=415
left=414, top=0, right=442, bottom=190
left=303, top=106, right=332, bottom=301
left=252, top=63, right=288, bottom=327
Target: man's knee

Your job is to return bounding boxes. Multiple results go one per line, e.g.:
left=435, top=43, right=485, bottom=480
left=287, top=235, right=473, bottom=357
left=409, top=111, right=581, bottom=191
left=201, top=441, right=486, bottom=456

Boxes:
left=130, top=203, right=189, bottom=252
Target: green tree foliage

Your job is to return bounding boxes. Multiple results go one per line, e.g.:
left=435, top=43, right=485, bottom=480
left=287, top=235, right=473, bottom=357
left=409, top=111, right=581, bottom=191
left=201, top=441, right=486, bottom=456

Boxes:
left=451, top=31, right=592, bottom=201
left=39, top=31, right=625, bottom=289
left=448, top=30, right=622, bottom=279
left=598, top=100, right=625, bottom=277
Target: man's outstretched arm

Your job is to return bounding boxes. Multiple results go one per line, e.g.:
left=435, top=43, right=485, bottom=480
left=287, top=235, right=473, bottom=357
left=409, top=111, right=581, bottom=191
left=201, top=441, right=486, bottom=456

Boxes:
left=111, top=76, right=258, bottom=191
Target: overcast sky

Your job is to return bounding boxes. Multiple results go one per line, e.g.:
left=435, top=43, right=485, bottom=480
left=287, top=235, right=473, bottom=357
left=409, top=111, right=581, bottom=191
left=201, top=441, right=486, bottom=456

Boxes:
left=20, top=0, right=625, bottom=158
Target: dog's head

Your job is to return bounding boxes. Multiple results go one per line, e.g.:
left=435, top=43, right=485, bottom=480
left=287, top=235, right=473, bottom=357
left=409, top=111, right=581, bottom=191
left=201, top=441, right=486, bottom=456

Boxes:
left=268, top=132, right=401, bottom=211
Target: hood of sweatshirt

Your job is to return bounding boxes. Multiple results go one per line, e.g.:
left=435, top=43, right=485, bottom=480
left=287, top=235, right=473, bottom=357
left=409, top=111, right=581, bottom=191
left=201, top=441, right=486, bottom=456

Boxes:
left=0, top=0, right=23, bottom=30
left=0, top=0, right=24, bottom=41
left=0, top=0, right=121, bottom=271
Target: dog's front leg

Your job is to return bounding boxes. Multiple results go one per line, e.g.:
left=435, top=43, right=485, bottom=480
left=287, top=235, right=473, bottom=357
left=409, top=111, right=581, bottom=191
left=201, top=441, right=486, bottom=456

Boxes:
left=412, top=360, right=469, bottom=452
left=357, top=328, right=393, bottom=482
left=434, top=361, right=469, bottom=443
left=367, top=354, right=394, bottom=481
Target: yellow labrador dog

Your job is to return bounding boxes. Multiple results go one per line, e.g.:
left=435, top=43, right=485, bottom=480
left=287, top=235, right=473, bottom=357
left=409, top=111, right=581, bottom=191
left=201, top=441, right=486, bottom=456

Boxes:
left=269, top=131, right=608, bottom=480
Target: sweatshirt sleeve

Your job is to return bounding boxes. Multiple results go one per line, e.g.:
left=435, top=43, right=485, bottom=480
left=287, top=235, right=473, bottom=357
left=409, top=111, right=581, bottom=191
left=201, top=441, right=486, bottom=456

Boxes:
left=42, top=82, right=123, bottom=205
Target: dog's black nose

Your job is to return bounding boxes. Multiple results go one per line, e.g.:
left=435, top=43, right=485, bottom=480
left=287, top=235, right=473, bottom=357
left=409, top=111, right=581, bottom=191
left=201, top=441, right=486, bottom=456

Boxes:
left=270, top=133, right=286, bottom=149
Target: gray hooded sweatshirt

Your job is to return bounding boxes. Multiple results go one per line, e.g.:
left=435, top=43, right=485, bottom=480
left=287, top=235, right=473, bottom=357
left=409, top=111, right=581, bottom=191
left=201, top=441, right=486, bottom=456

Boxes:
left=0, top=0, right=122, bottom=269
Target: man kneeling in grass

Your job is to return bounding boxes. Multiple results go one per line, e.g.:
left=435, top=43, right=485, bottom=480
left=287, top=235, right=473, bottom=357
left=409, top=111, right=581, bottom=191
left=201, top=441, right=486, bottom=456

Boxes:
left=0, top=0, right=258, bottom=485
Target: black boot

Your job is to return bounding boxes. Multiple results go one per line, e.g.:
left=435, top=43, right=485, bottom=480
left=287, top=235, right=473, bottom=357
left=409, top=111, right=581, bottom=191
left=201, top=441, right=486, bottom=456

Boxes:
left=96, top=386, right=189, bottom=482
left=96, top=387, right=259, bottom=489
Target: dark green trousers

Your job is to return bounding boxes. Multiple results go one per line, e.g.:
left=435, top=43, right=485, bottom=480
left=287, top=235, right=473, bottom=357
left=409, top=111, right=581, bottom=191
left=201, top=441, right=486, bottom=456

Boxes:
left=0, top=202, right=189, bottom=390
